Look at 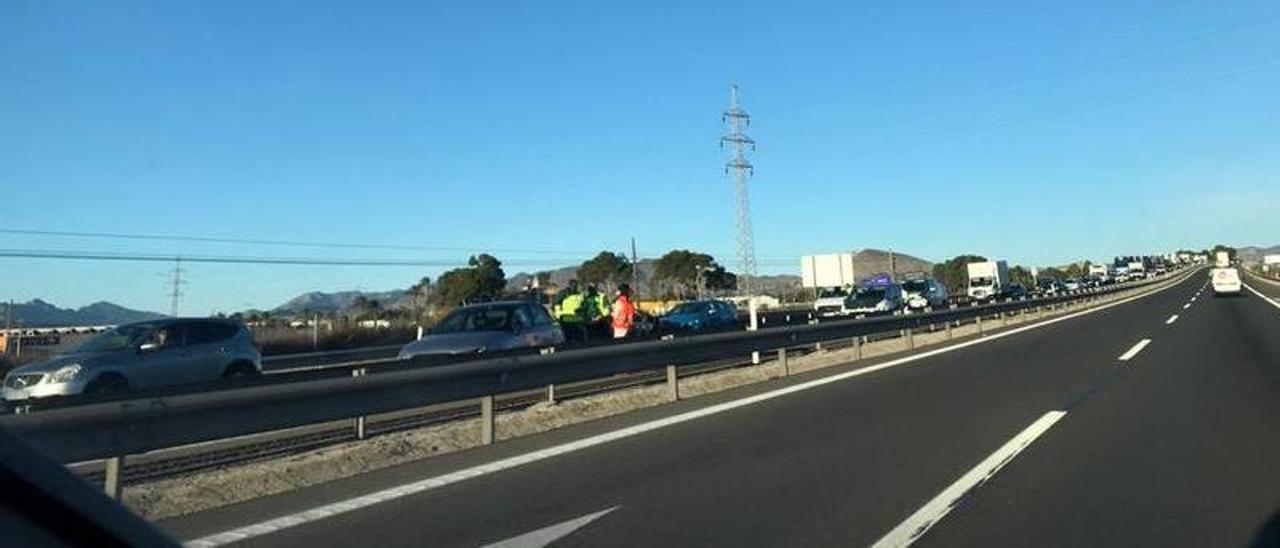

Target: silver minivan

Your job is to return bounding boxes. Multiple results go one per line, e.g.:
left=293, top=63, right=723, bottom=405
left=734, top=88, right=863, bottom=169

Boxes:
left=2, top=318, right=262, bottom=401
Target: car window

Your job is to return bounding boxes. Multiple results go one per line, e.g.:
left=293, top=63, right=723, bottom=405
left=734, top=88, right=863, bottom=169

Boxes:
left=148, top=325, right=186, bottom=348
left=512, top=307, right=534, bottom=330
left=185, top=322, right=239, bottom=344
left=527, top=305, right=552, bottom=326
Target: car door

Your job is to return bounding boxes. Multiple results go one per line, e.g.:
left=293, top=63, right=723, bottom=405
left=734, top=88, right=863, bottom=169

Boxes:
left=128, top=324, right=193, bottom=389
left=182, top=321, right=239, bottom=381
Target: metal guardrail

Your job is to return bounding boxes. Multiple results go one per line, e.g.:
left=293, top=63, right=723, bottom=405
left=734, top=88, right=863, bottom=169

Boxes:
left=1, top=271, right=1188, bottom=497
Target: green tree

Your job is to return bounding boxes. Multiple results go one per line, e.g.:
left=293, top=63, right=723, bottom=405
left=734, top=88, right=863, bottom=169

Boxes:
left=652, top=250, right=733, bottom=299
left=1010, top=266, right=1035, bottom=287
left=931, top=255, right=987, bottom=295
left=576, top=251, right=633, bottom=289
left=432, top=254, right=507, bottom=306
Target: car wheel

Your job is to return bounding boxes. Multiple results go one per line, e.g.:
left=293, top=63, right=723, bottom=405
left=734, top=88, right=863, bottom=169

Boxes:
left=223, top=361, right=258, bottom=379
left=84, top=374, right=128, bottom=395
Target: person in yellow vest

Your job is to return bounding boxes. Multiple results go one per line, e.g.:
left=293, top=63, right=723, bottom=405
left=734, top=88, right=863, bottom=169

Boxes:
left=583, top=284, right=612, bottom=340
left=554, top=280, right=587, bottom=343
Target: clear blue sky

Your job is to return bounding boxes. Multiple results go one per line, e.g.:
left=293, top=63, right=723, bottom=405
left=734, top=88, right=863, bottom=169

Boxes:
left=2, top=1, right=1278, bottom=314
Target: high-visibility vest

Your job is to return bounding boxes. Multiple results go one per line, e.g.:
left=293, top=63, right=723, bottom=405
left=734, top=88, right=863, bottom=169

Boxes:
left=556, top=293, right=585, bottom=323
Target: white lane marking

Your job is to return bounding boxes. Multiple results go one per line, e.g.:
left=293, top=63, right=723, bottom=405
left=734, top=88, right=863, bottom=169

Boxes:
left=872, top=411, right=1067, bottom=548
left=1243, top=283, right=1280, bottom=310
left=185, top=273, right=1196, bottom=547
left=1182, top=303, right=1190, bottom=309
left=483, top=507, right=618, bottom=548
left=1118, top=339, right=1152, bottom=361
left=1165, top=315, right=1178, bottom=325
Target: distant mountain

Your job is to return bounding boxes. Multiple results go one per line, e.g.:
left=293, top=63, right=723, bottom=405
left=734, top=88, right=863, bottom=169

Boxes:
left=3, top=299, right=167, bottom=327
left=1237, top=245, right=1280, bottom=264
left=272, top=290, right=406, bottom=315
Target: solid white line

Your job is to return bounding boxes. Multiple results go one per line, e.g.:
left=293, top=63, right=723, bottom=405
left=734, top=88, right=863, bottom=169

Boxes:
left=871, top=411, right=1067, bottom=548
left=1243, top=283, right=1280, bottom=310
left=1165, top=315, right=1178, bottom=325
left=185, top=273, right=1195, bottom=547
left=1118, top=339, right=1152, bottom=361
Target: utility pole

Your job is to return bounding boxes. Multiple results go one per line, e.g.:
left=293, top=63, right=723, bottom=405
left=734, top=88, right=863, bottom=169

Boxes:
left=721, top=85, right=758, bottom=297
left=630, top=237, right=640, bottom=299
left=168, top=257, right=186, bottom=317
left=4, top=300, right=11, bottom=356
left=889, top=249, right=896, bottom=282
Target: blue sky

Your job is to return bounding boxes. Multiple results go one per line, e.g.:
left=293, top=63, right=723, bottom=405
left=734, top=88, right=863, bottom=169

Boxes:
left=2, top=1, right=1278, bottom=314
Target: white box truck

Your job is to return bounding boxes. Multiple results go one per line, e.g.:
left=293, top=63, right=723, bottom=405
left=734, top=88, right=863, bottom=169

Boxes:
left=801, top=254, right=857, bottom=317
left=967, top=260, right=1009, bottom=301
left=1088, top=263, right=1110, bottom=282
left=1127, top=260, right=1146, bottom=279
left=1215, top=251, right=1231, bottom=268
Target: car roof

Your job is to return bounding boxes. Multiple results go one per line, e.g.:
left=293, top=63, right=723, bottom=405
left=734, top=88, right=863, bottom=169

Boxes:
left=118, top=317, right=242, bottom=329
left=453, top=301, right=532, bottom=311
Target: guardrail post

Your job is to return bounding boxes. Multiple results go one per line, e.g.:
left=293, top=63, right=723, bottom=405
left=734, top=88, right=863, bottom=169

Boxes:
left=853, top=337, right=863, bottom=360
left=546, top=384, right=557, bottom=405
left=945, top=319, right=953, bottom=340
left=906, top=327, right=915, bottom=350
left=666, top=365, right=679, bottom=402
left=778, top=348, right=789, bottom=377
left=103, top=456, right=125, bottom=500
left=1003, top=310, right=1010, bottom=327
left=480, top=395, right=495, bottom=445
left=977, top=314, right=984, bottom=336
left=749, top=297, right=761, bottom=365
left=352, top=367, right=368, bottom=440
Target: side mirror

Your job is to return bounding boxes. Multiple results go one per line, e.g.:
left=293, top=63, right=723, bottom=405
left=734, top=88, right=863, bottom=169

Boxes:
left=138, top=342, right=160, bottom=353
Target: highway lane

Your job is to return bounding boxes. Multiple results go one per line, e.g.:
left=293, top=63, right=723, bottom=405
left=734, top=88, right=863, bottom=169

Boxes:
left=1244, top=269, right=1280, bottom=301
left=164, top=270, right=1206, bottom=547
left=921, top=275, right=1280, bottom=547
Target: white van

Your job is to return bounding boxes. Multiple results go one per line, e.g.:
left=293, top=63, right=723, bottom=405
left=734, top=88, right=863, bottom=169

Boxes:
left=1211, top=268, right=1242, bottom=296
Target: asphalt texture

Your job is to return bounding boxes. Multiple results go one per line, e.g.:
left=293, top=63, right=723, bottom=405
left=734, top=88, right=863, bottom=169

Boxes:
left=162, top=268, right=1280, bottom=547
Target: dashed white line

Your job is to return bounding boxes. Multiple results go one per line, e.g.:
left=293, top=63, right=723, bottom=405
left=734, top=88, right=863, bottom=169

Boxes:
left=484, top=507, right=619, bottom=548
left=1165, top=315, right=1178, bottom=325
left=1118, top=339, right=1152, bottom=361
left=872, top=411, right=1068, bottom=548
left=1182, top=303, right=1190, bottom=309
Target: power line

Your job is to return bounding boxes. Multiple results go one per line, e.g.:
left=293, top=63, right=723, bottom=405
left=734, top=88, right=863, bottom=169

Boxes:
left=0, top=226, right=599, bottom=257
left=0, top=227, right=798, bottom=261
left=0, top=248, right=800, bottom=268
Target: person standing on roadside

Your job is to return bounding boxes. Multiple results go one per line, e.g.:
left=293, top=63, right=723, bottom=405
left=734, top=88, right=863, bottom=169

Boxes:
left=553, top=280, right=587, bottom=343
left=611, top=284, right=636, bottom=339
left=583, top=284, right=612, bottom=340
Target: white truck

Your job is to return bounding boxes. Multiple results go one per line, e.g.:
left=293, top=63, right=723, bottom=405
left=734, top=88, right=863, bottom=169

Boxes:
left=802, top=254, right=857, bottom=317
left=1215, top=250, right=1231, bottom=268
left=966, top=260, right=1009, bottom=301
left=1127, top=260, right=1146, bottom=280
left=1088, top=264, right=1109, bottom=281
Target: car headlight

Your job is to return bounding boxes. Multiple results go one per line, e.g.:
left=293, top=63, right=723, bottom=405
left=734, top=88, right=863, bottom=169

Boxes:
left=49, top=363, right=83, bottom=383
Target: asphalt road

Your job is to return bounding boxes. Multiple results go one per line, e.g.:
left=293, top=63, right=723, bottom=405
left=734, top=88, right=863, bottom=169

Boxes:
left=163, top=268, right=1280, bottom=547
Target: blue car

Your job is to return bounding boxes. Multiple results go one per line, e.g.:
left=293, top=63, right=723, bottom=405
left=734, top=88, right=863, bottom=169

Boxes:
left=659, top=300, right=740, bottom=333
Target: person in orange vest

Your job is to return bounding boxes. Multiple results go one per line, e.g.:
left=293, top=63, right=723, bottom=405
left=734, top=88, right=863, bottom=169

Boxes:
left=611, top=284, right=636, bottom=339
